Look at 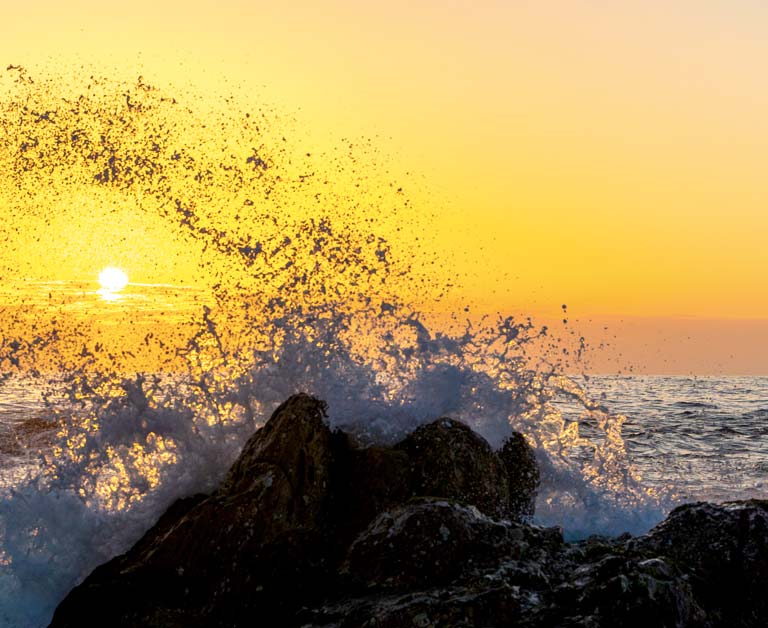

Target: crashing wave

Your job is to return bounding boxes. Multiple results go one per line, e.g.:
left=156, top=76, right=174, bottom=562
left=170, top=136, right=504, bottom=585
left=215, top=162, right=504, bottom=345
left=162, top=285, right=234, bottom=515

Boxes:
left=0, top=67, right=670, bottom=627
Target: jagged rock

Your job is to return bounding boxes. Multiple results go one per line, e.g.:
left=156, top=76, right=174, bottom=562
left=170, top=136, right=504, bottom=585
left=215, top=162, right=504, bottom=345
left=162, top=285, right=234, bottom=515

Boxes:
left=548, top=551, right=707, bottom=628
left=331, top=438, right=413, bottom=540
left=310, top=500, right=564, bottom=627
left=499, top=432, right=540, bottom=519
left=50, top=394, right=337, bottom=627
left=306, top=585, right=527, bottom=628
left=395, top=418, right=513, bottom=519
left=223, top=393, right=334, bottom=527
left=342, top=499, right=532, bottom=590
left=49, top=395, right=768, bottom=628
left=641, top=500, right=768, bottom=627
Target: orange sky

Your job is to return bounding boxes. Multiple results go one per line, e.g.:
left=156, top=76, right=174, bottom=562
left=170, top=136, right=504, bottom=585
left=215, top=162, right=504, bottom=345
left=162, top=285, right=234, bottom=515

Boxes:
left=1, top=0, right=767, bottom=373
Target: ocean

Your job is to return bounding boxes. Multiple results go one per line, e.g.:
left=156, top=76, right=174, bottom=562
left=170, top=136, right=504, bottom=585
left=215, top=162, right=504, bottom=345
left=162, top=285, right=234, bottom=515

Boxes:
left=4, top=374, right=767, bottom=510
left=556, top=375, right=768, bottom=505
left=1, top=371, right=767, bottom=626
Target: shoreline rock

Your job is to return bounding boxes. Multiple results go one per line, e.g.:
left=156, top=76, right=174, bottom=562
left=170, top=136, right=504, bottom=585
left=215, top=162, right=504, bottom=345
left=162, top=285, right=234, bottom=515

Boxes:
left=49, top=394, right=768, bottom=627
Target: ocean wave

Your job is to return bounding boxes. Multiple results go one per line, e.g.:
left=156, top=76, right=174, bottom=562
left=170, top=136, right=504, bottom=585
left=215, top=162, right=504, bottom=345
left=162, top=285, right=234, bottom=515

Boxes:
left=0, top=67, right=669, bottom=627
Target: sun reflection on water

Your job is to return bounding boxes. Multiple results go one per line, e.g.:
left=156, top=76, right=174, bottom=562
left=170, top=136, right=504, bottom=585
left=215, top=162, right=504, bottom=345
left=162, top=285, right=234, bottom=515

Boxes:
left=96, top=288, right=124, bottom=303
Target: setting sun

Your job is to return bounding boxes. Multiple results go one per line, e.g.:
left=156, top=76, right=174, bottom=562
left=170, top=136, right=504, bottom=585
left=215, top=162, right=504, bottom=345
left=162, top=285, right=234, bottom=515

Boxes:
left=98, top=267, right=129, bottom=293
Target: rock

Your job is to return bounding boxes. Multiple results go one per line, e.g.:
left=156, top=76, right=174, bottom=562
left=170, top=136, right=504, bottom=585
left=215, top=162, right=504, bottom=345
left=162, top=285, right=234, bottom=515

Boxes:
left=395, top=418, right=512, bottom=519
left=499, top=432, right=540, bottom=520
left=49, top=395, right=768, bottom=628
left=329, top=416, right=539, bottom=539
left=641, top=500, right=768, bottom=627
left=342, top=499, right=530, bottom=590
left=222, top=393, right=335, bottom=531
left=330, top=439, right=413, bottom=541
left=308, top=501, right=564, bottom=627
left=50, top=393, right=337, bottom=627
left=306, top=586, right=526, bottom=628
left=549, top=552, right=707, bottom=628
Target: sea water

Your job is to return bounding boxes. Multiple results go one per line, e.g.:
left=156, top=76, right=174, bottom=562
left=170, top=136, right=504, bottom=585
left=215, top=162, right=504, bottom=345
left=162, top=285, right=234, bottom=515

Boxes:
left=556, top=375, right=768, bottom=504
left=2, top=372, right=766, bottom=626
left=1, top=67, right=765, bottom=627
left=3, top=375, right=767, bottom=511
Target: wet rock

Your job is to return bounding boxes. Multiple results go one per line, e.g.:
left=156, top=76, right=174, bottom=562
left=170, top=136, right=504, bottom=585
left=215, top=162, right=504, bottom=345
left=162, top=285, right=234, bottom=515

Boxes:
left=395, top=418, right=512, bottom=519
left=50, top=393, right=336, bottom=627
left=343, top=499, right=529, bottom=590
left=331, top=439, right=413, bottom=540
left=499, top=432, right=540, bottom=520
left=307, top=585, right=526, bottom=628
left=641, top=500, right=768, bottom=626
left=222, top=393, right=335, bottom=530
left=310, top=499, right=565, bottom=627
left=549, top=553, right=707, bottom=628
left=330, top=416, right=539, bottom=536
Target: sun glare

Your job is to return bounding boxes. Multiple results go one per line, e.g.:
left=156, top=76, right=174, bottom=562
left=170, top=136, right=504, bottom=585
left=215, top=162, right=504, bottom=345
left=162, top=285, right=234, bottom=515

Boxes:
left=98, top=267, right=129, bottom=293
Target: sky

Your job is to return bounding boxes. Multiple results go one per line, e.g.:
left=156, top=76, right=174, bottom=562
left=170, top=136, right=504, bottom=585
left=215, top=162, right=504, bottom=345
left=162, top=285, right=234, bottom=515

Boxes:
left=1, top=0, right=766, bottom=373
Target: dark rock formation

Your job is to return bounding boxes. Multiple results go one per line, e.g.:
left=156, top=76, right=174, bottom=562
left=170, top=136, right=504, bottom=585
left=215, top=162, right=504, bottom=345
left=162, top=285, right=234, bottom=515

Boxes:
left=639, top=500, right=768, bottom=626
left=50, top=394, right=340, bottom=627
left=395, top=418, right=513, bottom=519
left=499, top=431, right=540, bottom=519
left=50, top=394, right=768, bottom=628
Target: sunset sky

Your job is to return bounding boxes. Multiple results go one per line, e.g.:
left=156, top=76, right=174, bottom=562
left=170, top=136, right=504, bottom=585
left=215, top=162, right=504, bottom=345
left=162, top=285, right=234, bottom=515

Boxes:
left=1, top=1, right=766, bottom=373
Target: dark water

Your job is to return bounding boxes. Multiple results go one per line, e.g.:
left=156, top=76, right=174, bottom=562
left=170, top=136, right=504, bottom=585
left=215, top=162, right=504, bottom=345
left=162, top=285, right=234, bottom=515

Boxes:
left=557, top=375, right=768, bottom=504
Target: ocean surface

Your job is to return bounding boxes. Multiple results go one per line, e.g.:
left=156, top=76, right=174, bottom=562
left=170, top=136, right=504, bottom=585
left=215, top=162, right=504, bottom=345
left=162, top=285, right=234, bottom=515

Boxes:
left=556, top=375, right=768, bottom=505
left=2, top=373, right=767, bottom=626
left=5, top=375, right=767, bottom=503
left=4, top=375, right=766, bottom=506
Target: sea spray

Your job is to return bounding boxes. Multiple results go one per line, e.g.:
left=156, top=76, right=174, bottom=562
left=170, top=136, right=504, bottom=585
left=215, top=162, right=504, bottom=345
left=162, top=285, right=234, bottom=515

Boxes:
left=0, top=67, right=670, bottom=626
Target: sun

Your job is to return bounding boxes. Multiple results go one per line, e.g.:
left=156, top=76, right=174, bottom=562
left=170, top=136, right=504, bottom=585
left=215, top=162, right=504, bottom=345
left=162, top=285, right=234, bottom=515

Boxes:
left=98, top=267, right=129, bottom=292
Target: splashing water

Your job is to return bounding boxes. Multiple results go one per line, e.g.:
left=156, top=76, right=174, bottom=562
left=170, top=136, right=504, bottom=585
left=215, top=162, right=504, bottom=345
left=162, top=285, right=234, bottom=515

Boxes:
left=0, top=67, right=670, bottom=627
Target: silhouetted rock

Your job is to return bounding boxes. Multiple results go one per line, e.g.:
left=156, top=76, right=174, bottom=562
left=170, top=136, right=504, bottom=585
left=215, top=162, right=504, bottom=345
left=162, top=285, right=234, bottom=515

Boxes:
left=343, top=499, right=529, bottom=590
left=546, top=548, right=707, bottom=628
left=49, top=395, right=768, bottom=628
left=640, top=500, right=768, bottom=627
left=331, top=438, right=413, bottom=540
left=395, top=418, right=515, bottom=519
left=499, top=431, right=540, bottom=519
left=51, top=394, right=337, bottom=627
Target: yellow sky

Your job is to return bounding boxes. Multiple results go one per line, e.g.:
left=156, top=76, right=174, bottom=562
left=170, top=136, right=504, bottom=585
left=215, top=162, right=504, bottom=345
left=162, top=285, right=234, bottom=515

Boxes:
left=1, top=0, right=767, bottom=372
